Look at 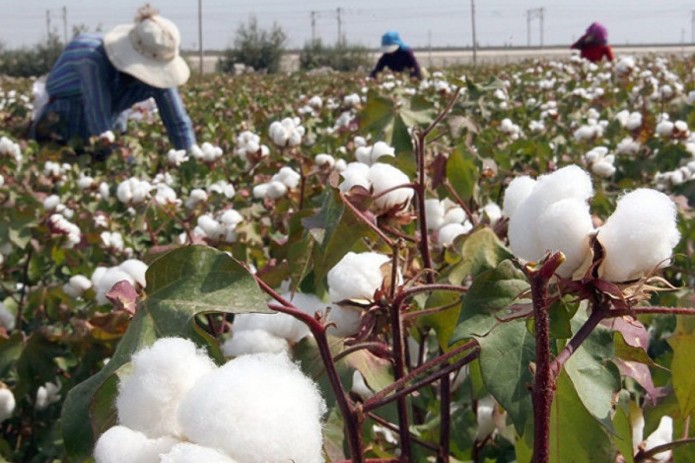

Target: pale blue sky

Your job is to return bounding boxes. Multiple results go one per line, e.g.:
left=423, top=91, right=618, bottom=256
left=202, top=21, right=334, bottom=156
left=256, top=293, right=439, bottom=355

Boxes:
left=2, top=1, right=694, bottom=50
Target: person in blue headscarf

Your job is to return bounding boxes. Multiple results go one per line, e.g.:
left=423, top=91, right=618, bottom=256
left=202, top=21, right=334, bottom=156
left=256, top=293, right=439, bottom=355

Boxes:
left=369, top=31, right=422, bottom=79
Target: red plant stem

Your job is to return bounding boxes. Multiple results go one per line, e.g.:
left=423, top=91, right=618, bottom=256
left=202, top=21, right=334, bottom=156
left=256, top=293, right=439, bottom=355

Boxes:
left=389, top=273, right=413, bottom=461
left=549, top=301, right=608, bottom=379
left=610, top=306, right=695, bottom=317
left=259, top=278, right=364, bottom=463
left=528, top=252, right=565, bottom=463
left=363, top=339, right=476, bottom=411
left=339, top=191, right=395, bottom=248
left=364, top=347, right=480, bottom=413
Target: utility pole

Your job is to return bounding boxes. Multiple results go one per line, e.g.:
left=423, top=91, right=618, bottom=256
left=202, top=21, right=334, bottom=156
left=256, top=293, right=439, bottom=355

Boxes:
left=46, top=10, right=51, bottom=39
left=692, top=10, right=695, bottom=43
left=311, top=11, right=317, bottom=42
left=526, top=7, right=544, bottom=47
left=336, top=7, right=343, bottom=44
left=471, top=0, right=477, bottom=65
left=62, top=6, right=68, bottom=43
left=198, top=0, right=203, bottom=75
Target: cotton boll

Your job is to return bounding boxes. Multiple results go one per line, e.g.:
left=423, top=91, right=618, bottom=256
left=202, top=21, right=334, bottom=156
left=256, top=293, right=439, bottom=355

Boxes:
left=0, top=388, right=15, bottom=423
left=481, top=202, right=502, bottom=225
left=642, top=416, right=673, bottom=462
left=502, top=176, right=536, bottom=217
left=35, top=381, right=61, bottom=410
left=273, top=166, right=301, bottom=189
left=598, top=189, right=680, bottom=282
left=327, top=251, right=390, bottom=303
left=116, top=338, right=217, bottom=438
left=425, top=199, right=445, bottom=230
left=160, top=443, right=238, bottom=463
left=266, top=181, right=288, bottom=199
left=118, top=259, right=148, bottom=288
left=326, top=304, right=363, bottom=337
left=507, top=197, right=547, bottom=264
left=351, top=370, right=374, bottom=400
left=535, top=198, right=594, bottom=278
left=531, top=165, right=593, bottom=209
left=475, top=396, right=497, bottom=440
left=252, top=183, right=269, bottom=199
left=222, top=329, right=290, bottom=357
left=368, top=163, right=413, bottom=211
left=94, top=268, right=135, bottom=305
left=63, top=274, right=93, bottom=299
left=437, top=222, right=470, bottom=247
left=178, top=353, right=326, bottom=463
left=93, top=426, right=178, bottom=463
left=339, top=162, right=370, bottom=192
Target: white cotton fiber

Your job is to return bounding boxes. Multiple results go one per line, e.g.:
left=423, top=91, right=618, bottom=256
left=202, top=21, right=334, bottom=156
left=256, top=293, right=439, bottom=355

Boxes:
left=93, top=268, right=135, bottom=305
left=178, top=353, right=326, bottom=463
left=597, top=188, right=680, bottom=282
left=327, top=252, right=390, bottom=303
left=368, top=163, right=413, bottom=211
left=118, top=259, right=148, bottom=288
left=159, top=442, right=238, bottom=463
left=535, top=198, right=594, bottom=278
left=93, top=426, right=178, bottom=463
left=530, top=165, right=593, bottom=209
left=425, top=199, right=445, bottom=230
left=221, top=329, right=290, bottom=357
left=0, top=388, right=15, bottom=423
left=502, top=176, right=536, bottom=217
left=436, top=222, right=471, bottom=247
left=339, top=162, right=370, bottom=192
left=326, top=304, right=363, bottom=338
left=643, top=416, right=673, bottom=462
left=116, top=338, right=217, bottom=438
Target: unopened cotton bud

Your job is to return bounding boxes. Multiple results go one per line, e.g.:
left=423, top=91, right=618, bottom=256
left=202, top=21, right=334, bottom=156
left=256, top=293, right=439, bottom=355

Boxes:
left=116, top=338, right=217, bottom=438
left=93, top=425, right=178, bottom=463
left=598, top=189, right=680, bottom=282
left=178, top=353, right=326, bottom=463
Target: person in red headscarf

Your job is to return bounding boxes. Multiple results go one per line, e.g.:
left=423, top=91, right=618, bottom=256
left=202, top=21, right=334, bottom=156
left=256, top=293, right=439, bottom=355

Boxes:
left=571, top=22, right=614, bottom=62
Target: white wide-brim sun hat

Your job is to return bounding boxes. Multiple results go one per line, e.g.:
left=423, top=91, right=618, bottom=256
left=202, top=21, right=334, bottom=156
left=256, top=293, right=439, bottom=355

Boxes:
left=381, top=44, right=400, bottom=54
left=104, top=10, right=190, bottom=89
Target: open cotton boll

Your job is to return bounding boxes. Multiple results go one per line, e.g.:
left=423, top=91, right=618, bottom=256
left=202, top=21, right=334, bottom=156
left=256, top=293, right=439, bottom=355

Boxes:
left=178, top=353, right=326, bottom=463
left=530, top=165, right=593, bottom=210
left=118, top=259, right=148, bottom=288
left=502, top=176, right=536, bottom=217
left=0, top=303, right=15, bottom=331
left=339, top=162, right=371, bottom=192
left=94, top=268, right=135, bottom=305
left=642, top=416, right=673, bottom=462
left=597, top=189, right=680, bottom=282
left=116, top=337, right=217, bottom=438
left=437, top=222, right=472, bottom=247
left=326, top=304, right=363, bottom=337
left=507, top=197, right=547, bottom=264
left=0, top=388, right=15, bottom=423
left=535, top=198, right=594, bottom=278
left=425, top=199, right=445, bottom=230
left=160, top=443, right=238, bottom=463
left=35, top=381, right=61, bottom=410
left=222, top=329, right=290, bottom=357
left=93, top=426, right=179, bottom=463
left=327, top=251, right=391, bottom=303
left=368, top=163, right=413, bottom=211
left=475, top=396, right=497, bottom=440
left=351, top=370, right=374, bottom=400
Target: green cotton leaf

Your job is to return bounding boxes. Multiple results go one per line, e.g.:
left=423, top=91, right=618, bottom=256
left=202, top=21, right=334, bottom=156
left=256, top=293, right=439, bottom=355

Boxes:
left=668, top=330, right=695, bottom=417
left=450, top=260, right=529, bottom=344
left=302, top=187, right=376, bottom=284
left=419, top=289, right=463, bottom=351
left=564, top=312, right=620, bottom=428
left=0, top=332, right=23, bottom=379
left=399, top=94, right=436, bottom=127
left=446, top=144, right=478, bottom=203
left=477, top=319, right=535, bottom=432
left=447, top=227, right=514, bottom=285
left=611, top=397, right=636, bottom=463
left=360, top=89, right=395, bottom=135
left=62, top=245, right=269, bottom=461
left=547, top=298, right=577, bottom=340
left=344, top=349, right=394, bottom=393
left=323, top=408, right=347, bottom=461
left=550, top=372, right=614, bottom=462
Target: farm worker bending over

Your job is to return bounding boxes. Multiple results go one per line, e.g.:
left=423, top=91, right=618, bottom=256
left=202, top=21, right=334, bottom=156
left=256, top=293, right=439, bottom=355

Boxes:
left=32, top=4, right=196, bottom=156
left=570, top=22, right=614, bottom=63
left=370, top=31, right=423, bottom=80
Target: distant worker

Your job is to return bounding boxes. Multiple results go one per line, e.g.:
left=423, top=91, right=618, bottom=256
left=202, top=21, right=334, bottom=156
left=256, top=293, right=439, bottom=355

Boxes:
left=370, top=31, right=423, bottom=80
left=570, top=22, right=614, bottom=63
left=32, top=4, right=197, bottom=156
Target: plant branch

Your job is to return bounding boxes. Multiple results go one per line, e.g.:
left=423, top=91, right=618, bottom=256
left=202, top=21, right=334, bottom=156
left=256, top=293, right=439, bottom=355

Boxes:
left=340, top=191, right=395, bottom=247
left=367, top=412, right=439, bottom=452
left=634, top=437, right=695, bottom=462
left=527, top=252, right=565, bottom=463
left=333, top=342, right=392, bottom=364
left=610, top=306, right=695, bottom=317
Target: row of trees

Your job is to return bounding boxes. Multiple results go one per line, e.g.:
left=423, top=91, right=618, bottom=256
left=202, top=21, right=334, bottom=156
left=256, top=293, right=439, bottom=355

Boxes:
left=0, top=16, right=371, bottom=78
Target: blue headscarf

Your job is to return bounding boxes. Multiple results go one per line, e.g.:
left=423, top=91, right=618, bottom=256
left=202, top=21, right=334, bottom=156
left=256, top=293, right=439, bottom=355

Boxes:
left=381, top=31, right=409, bottom=52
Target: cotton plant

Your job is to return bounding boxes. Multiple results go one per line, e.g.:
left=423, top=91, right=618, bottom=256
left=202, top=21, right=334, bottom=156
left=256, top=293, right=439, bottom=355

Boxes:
left=234, top=130, right=269, bottom=167
left=268, top=117, right=305, bottom=147
left=504, top=165, right=680, bottom=282
left=95, top=338, right=326, bottom=463
left=584, top=146, right=616, bottom=177
left=193, top=210, right=243, bottom=243
left=91, top=259, right=148, bottom=305
left=326, top=251, right=393, bottom=337
left=253, top=166, right=301, bottom=200
left=48, top=214, right=82, bottom=248
left=499, top=118, right=522, bottom=140
left=190, top=142, right=223, bottom=162
left=354, top=141, right=395, bottom=165
left=222, top=290, right=326, bottom=357
left=116, top=177, right=153, bottom=205
left=339, top=162, right=414, bottom=215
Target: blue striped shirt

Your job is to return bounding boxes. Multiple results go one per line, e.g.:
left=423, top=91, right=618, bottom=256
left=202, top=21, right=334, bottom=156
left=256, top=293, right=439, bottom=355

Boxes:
left=40, top=34, right=196, bottom=150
